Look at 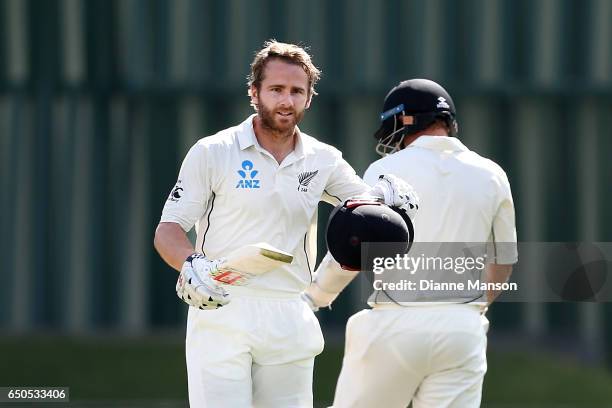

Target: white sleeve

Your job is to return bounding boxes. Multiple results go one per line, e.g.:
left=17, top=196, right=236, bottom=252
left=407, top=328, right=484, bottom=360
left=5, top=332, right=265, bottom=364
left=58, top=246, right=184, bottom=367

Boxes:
left=491, top=171, right=518, bottom=264
left=306, top=252, right=360, bottom=307
left=322, top=151, right=370, bottom=205
left=159, top=143, right=212, bottom=232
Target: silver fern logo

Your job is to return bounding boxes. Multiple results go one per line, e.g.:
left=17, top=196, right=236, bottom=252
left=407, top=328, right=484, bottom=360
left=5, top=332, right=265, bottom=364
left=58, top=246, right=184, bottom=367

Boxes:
left=298, top=170, right=318, bottom=192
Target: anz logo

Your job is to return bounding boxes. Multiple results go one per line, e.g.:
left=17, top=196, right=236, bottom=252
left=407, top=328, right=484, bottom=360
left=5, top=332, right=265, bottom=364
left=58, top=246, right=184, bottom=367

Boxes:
left=236, top=160, right=261, bottom=189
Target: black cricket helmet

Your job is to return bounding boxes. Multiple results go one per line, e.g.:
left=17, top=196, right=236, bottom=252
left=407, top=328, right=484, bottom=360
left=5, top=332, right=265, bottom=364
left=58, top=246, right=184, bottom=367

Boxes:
left=326, top=198, right=414, bottom=271
left=374, top=78, right=458, bottom=156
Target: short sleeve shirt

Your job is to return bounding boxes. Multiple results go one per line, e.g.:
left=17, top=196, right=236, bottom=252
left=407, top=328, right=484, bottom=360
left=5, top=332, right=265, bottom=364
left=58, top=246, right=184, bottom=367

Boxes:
left=364, top=136, right=517, bottom=260
left=161, top=114, right=369, bottom=293
left=364, top=136, right=518, bottom=304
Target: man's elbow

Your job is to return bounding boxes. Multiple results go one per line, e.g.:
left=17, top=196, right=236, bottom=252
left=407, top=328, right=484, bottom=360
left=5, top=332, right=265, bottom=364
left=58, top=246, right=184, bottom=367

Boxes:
left=500, top=264, right=513, bottom=279
left=153, top=223, right=166, bottom=254
left=487, top=264, right=513, bottom=283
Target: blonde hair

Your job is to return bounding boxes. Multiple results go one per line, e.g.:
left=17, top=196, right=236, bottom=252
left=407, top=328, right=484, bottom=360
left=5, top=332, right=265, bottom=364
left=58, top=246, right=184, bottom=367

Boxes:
left=247, top=40, right=321, bottom=97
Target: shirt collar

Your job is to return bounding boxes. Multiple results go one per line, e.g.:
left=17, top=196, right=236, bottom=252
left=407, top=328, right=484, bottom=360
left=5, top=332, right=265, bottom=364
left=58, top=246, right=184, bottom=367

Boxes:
left=409, top=136, right=469, bottom=152
left=238, top=114, right=258, bottom=150
left=293, top=128, right=307, bottom=158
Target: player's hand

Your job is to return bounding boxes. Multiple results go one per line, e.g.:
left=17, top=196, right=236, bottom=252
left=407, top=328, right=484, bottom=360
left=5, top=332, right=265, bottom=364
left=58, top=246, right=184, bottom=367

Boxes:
left=370, top=174, right=420, bottom=220
left=176, top=254, right=230, bottom=310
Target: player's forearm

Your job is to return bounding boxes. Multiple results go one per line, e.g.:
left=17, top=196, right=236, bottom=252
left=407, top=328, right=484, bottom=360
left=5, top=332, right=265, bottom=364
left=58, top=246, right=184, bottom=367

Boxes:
left=305, top=252, right=359, bottom=307
left=154, top=222, right=196, bottom=272
left=485, top=264, right=513, bottom=304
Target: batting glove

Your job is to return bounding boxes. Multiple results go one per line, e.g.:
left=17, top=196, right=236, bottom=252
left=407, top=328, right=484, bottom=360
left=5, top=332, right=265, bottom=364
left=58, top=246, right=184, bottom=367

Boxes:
left=370, top=174, right=420, bottom=220
left=176, top=254, right=230, bottom=310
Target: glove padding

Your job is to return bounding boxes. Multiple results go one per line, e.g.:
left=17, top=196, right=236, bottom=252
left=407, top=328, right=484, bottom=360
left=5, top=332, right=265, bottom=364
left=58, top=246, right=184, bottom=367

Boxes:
left=369, top=174, right=420, bottom=220
left=176, top=254, right=230, bottom=310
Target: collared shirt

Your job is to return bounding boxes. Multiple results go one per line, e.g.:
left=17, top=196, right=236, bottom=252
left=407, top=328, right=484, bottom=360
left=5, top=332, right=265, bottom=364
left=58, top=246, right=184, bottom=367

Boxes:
left=161, top=114, right=369, bottom=293
left=364, top=135, right=518, bottom=304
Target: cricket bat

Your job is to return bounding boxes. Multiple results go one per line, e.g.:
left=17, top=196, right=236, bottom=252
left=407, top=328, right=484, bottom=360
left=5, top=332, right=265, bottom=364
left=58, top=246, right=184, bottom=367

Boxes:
left=210, top=242, right=294, bottom=285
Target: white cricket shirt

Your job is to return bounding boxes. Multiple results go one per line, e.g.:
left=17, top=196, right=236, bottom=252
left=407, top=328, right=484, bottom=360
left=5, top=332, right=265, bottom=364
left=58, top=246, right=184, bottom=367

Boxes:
left=364, top=136, right=518, bottom=304
left=161, top=114, right=369, bottom=293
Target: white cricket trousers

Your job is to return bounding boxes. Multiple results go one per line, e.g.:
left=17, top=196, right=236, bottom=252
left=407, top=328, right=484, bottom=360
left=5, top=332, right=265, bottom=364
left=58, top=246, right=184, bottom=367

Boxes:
left=185, top=287, right=324, bottom=408
left=333, top=304, right=488, bottom=408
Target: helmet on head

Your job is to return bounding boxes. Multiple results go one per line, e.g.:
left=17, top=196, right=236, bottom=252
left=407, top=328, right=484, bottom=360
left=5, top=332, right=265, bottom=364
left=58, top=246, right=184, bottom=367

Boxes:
left=374, top=79, right=458, bottom=156
left=326, top=198, right=414, bottom=271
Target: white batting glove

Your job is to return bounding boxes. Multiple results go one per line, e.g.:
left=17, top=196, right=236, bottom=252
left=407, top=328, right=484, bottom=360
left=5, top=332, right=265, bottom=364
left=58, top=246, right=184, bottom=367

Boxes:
left=369, top=174, right=420, bottom=220
left=176, top=254, right=230, bottom=310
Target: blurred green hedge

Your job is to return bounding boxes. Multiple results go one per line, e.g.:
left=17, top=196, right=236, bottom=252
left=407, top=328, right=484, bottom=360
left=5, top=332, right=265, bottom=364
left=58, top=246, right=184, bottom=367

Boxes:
left=1, top=336, right=611, bottom=406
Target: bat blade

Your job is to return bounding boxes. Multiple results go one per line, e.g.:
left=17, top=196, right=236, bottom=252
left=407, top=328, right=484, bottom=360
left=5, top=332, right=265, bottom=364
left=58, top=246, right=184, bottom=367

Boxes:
left=258, top=246, right=293, bottom=264
left=211, top=243, right=293, bottom=285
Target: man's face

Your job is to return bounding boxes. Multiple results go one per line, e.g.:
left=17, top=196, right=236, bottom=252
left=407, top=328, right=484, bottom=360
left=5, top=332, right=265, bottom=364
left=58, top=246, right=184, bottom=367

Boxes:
left=250, top=59, right=312, bottom=133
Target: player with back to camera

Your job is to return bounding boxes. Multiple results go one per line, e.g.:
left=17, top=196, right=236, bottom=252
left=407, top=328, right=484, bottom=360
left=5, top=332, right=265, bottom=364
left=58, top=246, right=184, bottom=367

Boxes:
left=153, top=40, right=419, bottom=408
left=303, top=79, right=518, bottom=408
